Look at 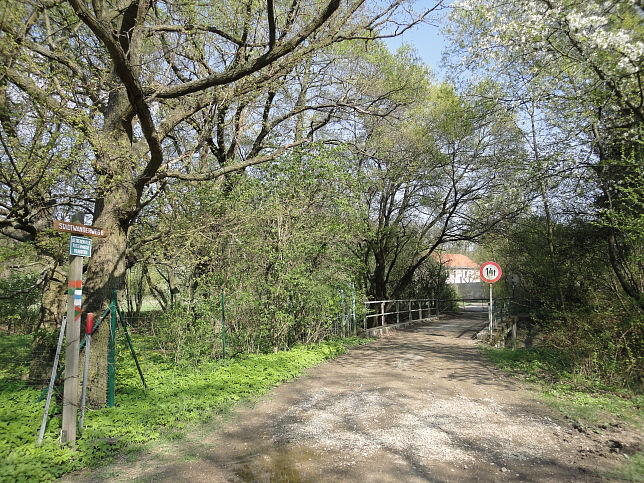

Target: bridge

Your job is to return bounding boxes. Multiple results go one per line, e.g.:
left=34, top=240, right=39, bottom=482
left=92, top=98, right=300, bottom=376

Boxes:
left=364, top=298, right=516, bottom=346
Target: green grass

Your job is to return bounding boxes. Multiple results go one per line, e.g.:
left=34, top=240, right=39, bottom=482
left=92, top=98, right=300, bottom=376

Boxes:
left=0, top=334, right=371, bottom=482
left=483, top=346, right=643, bottom=481
left=606, top=452, right=644, bottom=482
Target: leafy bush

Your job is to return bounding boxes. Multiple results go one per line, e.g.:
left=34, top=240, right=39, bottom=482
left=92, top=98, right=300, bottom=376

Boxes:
left=486, top=215, right=643, bottom=389
left=543, top=306, right=643, bottom=389
left=127, top=145, right=365, bottom=358
left=0, top=273, right=40, bottom=334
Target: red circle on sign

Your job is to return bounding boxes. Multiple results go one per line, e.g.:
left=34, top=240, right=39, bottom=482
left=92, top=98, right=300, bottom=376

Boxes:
left=480, top=261, right=502, bottom=283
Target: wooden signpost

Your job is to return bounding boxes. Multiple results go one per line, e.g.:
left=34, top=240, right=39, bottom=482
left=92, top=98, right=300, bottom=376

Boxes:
left=54, top=220, right=107, bottom=238
left=54, top=218, right=105, bottom=447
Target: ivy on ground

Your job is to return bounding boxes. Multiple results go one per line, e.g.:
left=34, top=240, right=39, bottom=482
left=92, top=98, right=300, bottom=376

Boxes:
left=0, top=336, right=368, bottom=482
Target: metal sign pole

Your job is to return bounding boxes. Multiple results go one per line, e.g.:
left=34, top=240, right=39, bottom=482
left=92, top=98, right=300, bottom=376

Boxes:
left=79, top=313, right=94, bottom=430
left=489, top=283, right=493, bottom=338
left=221, top=291, right=226, bottom=360
left=107, top=291, right=117, bottom=407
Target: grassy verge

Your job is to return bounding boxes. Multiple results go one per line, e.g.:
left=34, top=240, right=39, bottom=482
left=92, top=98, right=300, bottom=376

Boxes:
left=482, top=346, right=643, bottom=481
left=0, top=334, right=370, bottom=482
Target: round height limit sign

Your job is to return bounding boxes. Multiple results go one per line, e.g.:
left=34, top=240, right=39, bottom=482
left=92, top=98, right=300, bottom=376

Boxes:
left=481, top=261, right=502, bottom=337
left=480, top=261, right=502, bottom=284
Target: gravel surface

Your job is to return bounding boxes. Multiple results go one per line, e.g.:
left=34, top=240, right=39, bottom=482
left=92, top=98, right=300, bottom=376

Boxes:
left=67, top=310, right=640, bottom=482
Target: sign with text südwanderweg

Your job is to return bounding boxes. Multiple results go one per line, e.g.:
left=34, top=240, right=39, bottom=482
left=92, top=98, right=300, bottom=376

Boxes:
left=54, top=220, right=107, bottom=237
left=70, top=236, right=92, bottom=257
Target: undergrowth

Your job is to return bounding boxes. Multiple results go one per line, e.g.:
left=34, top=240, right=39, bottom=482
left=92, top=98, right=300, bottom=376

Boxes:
left=0, top=334, right=370, bottom=482
left=483, top=346, right=643, bottom=481
left=483, top=346, right=642, bottom=426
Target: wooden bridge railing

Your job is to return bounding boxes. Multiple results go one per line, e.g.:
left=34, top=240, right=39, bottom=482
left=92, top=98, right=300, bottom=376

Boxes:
left=363, top=298, right=439, bottom=329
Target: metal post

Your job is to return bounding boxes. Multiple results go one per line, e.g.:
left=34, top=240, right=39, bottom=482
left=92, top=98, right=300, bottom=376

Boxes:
left=396, top=300, right=400, bottom=324
left=107, top=290, right=117, bottom=408
left=351, top=288, right=356, bottom=336
left=418, top=300, right=422, bottom=320
left=380, top=301, right=385, bottom=326
left=79, top=313, right=93, bottom=430
left=408, top=300, right=412, bottom=321
left=340, top=290, right=345, bottom=336
left=488, top=283, right=493, bottom=339
left=62, top=237, right=83, bottom=446
left=116, top=308, right=146, bottom=388
left=38, top=316, right=67, bottom=445
left=222, top=291, right=226, bottom=360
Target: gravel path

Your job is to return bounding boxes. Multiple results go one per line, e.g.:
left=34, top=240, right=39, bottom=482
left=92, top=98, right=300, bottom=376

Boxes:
left=71, top=310, right=637, bottom=482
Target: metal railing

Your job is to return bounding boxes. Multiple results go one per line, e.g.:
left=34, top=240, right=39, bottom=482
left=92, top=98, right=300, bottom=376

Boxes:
left=364, top=298, right=439, bottom=329
left=363, top=297, right=515, bottom=332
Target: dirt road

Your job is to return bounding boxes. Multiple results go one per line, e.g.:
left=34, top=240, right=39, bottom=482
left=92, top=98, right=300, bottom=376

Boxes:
left=74, top=310, right=635, bottom=482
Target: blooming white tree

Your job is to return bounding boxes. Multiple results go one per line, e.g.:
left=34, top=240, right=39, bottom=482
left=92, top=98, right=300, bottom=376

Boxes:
left=445, top=0, right=644, bottom=307
left=447, top=0, right=643, bottom=135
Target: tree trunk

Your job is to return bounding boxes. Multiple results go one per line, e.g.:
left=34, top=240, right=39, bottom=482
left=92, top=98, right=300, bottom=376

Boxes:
left=540, top=181, right=566, bottom=310
left=607, top=230, right=644, bottom=310
left=27, top=263, right=67, bottom=385
left=84, top=180, right=136, bottom=407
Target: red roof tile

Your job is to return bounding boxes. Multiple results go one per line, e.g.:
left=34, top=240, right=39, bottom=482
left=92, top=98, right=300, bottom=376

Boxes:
left=435, top=253, right=479, bottom=268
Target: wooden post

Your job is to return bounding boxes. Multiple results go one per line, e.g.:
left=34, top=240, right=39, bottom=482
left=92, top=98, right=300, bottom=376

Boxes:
left=512, top=320, right=517, bottom=350
left=364, top=303, right=367, bottom=330
left=62, top=224, right=83, bottom=446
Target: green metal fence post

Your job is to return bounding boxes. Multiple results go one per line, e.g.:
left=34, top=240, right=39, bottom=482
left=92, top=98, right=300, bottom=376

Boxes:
left=340, top=289, right=345, bottom=337
left=222, top=291, right=226, bottom=360
left=116, top=307, right=146, bottom=389
left=107, top=290, right=117, bottom=407
left=351, top=286, right=356, bottom=336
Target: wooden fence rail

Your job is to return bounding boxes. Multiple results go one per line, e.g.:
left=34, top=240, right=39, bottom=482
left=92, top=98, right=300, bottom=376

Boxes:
left=363, top=298, right=439, bottom=329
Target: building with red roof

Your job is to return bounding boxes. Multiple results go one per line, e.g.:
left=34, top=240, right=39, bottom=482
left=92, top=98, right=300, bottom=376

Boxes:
left=435, top=253, right=480, bottom=284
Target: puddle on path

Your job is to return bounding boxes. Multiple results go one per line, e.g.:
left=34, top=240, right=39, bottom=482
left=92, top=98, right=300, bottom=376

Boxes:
left=233, top=446, right=319, bottom=483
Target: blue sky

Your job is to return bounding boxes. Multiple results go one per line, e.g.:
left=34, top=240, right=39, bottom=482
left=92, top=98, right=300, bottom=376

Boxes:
left=383, top=1, right=451, bottom=78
